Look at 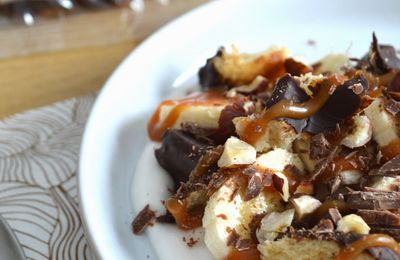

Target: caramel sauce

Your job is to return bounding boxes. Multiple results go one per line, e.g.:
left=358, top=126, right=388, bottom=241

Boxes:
left=381, top=138, right=400, bottom=160
left=226, top=246, right=261, bottom=260
left=239, top=76, right=342, bottom=144
left=165, top=198, right=203, bottom=230
left=147, top=91, right=228, bottom=141
left=334, top=234, right=400, bottom=260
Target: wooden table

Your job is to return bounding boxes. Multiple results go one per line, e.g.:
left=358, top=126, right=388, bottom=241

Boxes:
left=0, top=0, right=207, bottom=118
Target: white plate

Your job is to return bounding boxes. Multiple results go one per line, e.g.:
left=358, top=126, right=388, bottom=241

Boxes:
left=79, top=0, right=400, bottom=259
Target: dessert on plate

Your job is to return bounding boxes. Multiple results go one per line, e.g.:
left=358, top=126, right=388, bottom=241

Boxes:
left=133, top=34, right=400, bottom=260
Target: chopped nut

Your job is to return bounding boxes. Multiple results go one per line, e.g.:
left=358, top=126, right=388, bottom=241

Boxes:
left=337, top=214, right=370, bottom=235
left=272, top=172, right=290, bottom=202
left=291, top=195, right=322, bottom=219
left=256, top=209, right=295, bottom=242
left=217, top=137, right=256, bottom=168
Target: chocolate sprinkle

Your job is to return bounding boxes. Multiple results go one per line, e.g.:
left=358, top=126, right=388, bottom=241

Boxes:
left=132, top=204, right=156, bottom=234
left=369, top=155, right=400, bottom=177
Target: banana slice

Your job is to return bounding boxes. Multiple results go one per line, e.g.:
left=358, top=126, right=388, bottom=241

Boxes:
left=341, top=115, right=372, bottom=148
left=234, top=118, right=298, bottom=153
left=255, top=148, right=304, bottom=173
left=364, top=98, right=399, bottom=147
left=203, top=178, right=283, bottom=260
left=159, top=104, right=226, bottom=130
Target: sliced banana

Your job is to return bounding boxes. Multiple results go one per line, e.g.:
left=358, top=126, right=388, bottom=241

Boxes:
left=341, top=115, right=372, bottom=148
left=255, top=148, right=304, bottom=173
left=234, top=118, right=298, bottom=153
left=203, top=178, right=283, bottom=260
left=364, top=98, right=399, bottom=147
left=159, top=104, right=226, bottom=130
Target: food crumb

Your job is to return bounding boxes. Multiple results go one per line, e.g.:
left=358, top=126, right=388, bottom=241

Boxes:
left=182, top=236, right=199, bottom=247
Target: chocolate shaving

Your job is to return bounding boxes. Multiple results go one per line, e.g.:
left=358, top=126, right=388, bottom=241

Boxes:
left=189, top=145, right=224, bottom=184
left=329, top=175, right=341, bottom=195
left=310, top=146, right=339, bottom=182
left=249, top=213, right=267, bottom=242
left=312, top=218, right=335, bottom=233
left=357, top=209, right=400, bottom=226
left=346, top=191, right=400, bottom=210
left=384, top=98, right=400, bottom=116
left=199, top=48, right=225, bottom=88
left=369, top=155, right=400, bottom=177
left=226, top=228, right=252, bottom=251
left=245, top=172, right=263, bottom=201
left=369, top=33, right=400, bottom=74
left=207, top=170, right=230, bottom=196
left=132, top=204, right=156, bottom=234
left=310, top=133, right=332, bottom=160
left=328, top=208, right=342, bottom=224
left=368, top=246, right=400, bottom=260
left=284, top=58, right=313, bottom=76
left=388, top=72, right=400, bottom=101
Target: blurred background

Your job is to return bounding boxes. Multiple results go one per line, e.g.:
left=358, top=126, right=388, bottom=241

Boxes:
left=0, top=0, right=207, bottom=118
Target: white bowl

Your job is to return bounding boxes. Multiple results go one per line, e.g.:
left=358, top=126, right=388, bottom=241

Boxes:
left=79, top=0, right=400, bottom=259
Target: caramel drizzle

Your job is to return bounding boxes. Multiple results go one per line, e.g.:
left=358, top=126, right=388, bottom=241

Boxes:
left=240, top=76, right=342, bottom=144
left=335, top=234, right=400, bottom=260
left=147, top=91, right=227, bottom=141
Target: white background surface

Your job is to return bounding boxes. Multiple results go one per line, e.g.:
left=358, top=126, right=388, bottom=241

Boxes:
left=79, top=0, right=400, bottom=259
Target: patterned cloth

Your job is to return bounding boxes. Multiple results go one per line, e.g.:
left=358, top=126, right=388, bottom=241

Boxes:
left=0, top=94, right=96, bottom=260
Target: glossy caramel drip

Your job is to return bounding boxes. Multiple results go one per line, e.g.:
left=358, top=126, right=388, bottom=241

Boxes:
left=334, top=234, right=400, bottom=260
left=240, top=76, right=342, bottom=144
left=147, top=91, right=227, bottom=141
left=226, top=246, right=261, bottom=260
left=165, top=198, right=203, bottom=230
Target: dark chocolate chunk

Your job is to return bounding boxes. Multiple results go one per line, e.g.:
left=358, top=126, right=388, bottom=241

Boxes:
left=265, top=74, right=309, bottom=132
left=369, top=33, right=400, bottom=74
left=328, top=208, right=342, bottom=224
left=346, top=191, right=400, bottom=210
left=304, top=76, right=368, bottom=134
left=371, top=227, right=400, bottom=242
left=284, top=58, right=313, bottom=76
left=310, top=133, right=332, bottom=160
left=198, top=48, right=225, bottom=88
left=384, top=98, right=400, bottom=116
left=369, top=155, right=400, bottom=177
left=212, top=100, right=248, bottom=143
left=132, top=204, right=156, bottom=234
left=357, top=209, right=400, bottom=226
left=245, top=172, right=263, bottom=201
left=155, top=130, right=209, bottom=189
